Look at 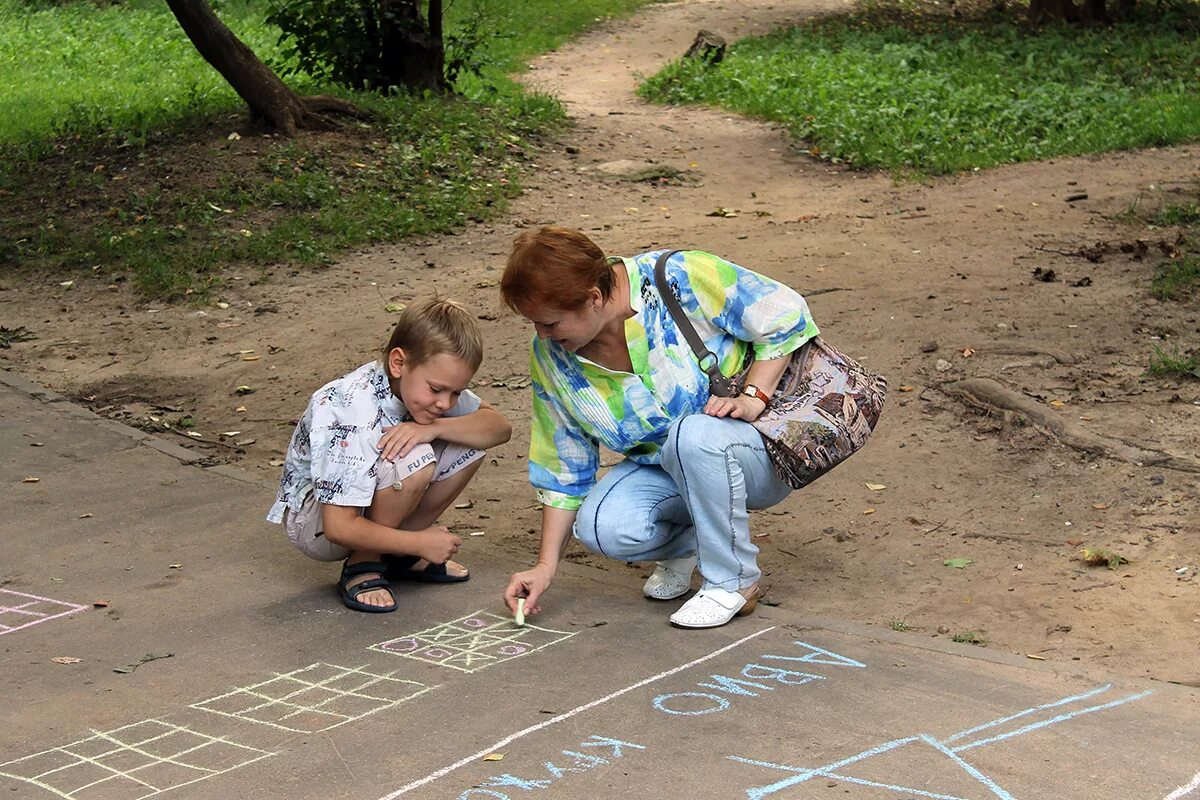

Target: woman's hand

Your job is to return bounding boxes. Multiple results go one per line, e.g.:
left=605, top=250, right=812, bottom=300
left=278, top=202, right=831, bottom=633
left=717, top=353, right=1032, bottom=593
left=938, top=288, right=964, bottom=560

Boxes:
left=504, top=562, right=556, bottom=615
left=704, top=393, right=767, bottom=421
left=378, top=422, right=438, bottom=461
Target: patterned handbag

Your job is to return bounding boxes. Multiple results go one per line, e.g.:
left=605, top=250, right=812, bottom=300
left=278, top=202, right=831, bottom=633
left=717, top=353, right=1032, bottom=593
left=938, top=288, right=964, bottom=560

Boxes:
left=653, top=250, right=887, bottom=489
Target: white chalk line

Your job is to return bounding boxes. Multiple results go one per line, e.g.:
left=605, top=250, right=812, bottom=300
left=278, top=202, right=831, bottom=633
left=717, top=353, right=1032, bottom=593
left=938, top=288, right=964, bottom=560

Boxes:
left=374, top=625, right=777, bottom=800
left=1165, top=770, right=1200, bottom=800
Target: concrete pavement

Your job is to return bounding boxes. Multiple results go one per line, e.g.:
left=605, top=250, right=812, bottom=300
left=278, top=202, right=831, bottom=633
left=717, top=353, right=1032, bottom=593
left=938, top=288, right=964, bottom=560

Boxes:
left=2, top=371, right=1198, bottom=800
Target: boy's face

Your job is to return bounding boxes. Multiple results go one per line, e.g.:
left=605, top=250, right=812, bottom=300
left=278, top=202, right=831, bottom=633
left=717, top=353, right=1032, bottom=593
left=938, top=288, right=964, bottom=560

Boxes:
left=388, top=350, right=474, bottom=423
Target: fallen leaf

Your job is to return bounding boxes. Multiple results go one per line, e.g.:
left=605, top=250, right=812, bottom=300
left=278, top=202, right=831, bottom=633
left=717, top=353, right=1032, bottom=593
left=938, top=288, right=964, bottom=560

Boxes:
left=242, top=355, right=260, bottom=362
left=706, top=207, right=739, bottom=218
left=469, top=531, right=486, bottom=537
left=269, top=458, right=285, bottom=467
left=862, top=508, right=876, bottom=515
left=22, top=476, right=40, bottom=483
left=216, top=301, right=230, bottom=310
left=482, top=753, right=505, bottom=762
left=1092, top=502, right=1111, bottom=510
left=960, top=347, right=975, bottom=358
left=1049, top=399, right=1066, bottom=409
left=943, top=558, right=974, bottom=569
left=168, top=563, right=183, bottom=569
left=235, top=406, right=247, bottom=413
left=865, top=483, right=887, bottom=491
left=221, top=431, right=242, bottom=437
left=79, top=513, right=94, bottom=519
left=235, top=385, right=256, bottom=395
left=1066, top=537, right=1084, bottom=546
left=93, top=600, right=109, bottom=607
left=235, top=438, right=256, bottom=446
left=185, top=431, right=203, bottom=438
left=59, top=280, right=75, bottom=288
left=1025, top=654, right=1046, bottom=661
left=898, top=385, right=915, bottom=392
left=51, top=656, right=82, bottom=665
left=384, top=303, right=406, bottom=313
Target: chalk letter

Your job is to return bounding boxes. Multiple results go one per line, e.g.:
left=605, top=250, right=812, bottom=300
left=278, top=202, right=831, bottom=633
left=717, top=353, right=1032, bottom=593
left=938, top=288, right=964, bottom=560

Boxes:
left=543, top=761, right=589, bottom=779
left=479, top=774, right=551, bottom=792
left=727, top=756, right=812, bottom=800
left=653, top=692, right=731, bottom=716
left=741, top=664, right=823, bottom=686
left=697, top=674, right=774, bottom=697
left=761, top=641, right=866, bottom=668
left=458, top=791, right=509, bottom=800
left=580, top=735, right=646, bottom=759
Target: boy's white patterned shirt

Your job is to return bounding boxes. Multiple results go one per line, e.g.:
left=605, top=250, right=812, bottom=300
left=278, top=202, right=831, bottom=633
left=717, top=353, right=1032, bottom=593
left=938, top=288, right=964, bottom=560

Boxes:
left=267, top=360, right=480, bottom=522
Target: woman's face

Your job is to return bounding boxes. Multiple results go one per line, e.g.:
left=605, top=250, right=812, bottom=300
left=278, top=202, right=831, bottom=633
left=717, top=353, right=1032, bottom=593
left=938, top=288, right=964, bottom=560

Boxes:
left=522, top=291, right=604, bottom=352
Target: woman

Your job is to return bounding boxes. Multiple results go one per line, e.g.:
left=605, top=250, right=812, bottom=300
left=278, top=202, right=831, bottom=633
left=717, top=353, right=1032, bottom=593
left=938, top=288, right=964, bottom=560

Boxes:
left=500, top=227, right=821, bottom=629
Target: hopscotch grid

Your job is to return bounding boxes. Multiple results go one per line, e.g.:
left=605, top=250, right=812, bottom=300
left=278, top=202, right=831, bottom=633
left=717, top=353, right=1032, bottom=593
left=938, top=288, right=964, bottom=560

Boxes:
left=192, top=662, right=435, bottom=733
left=0, top=720, right=274, bottom=800
left=0, top=589, right=87, bottom=634
left=942, top=682, right=1112, bottom=743
left=371, top=611, right=578, bottom=673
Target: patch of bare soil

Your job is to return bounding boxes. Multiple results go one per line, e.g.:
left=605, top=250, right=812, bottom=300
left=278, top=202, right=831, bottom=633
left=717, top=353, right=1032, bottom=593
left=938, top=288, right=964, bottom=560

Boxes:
left=2, top=0, right=1197, bottom=683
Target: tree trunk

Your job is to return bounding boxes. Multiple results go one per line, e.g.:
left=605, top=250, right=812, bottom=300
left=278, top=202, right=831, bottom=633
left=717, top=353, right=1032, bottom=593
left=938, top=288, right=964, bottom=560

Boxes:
left=379, top=0, right=446, bottom=93
left=166, top=0, right=361, bottom=135
left=1028, top=0, right=1080, bottom=23
left=1079, top=0, right=1109, bottom=24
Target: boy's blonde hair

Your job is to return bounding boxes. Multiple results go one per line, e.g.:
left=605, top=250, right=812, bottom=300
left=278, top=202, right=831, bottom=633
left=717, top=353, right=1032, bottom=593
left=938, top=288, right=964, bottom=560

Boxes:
left=381, top=297, right=483, bottom=372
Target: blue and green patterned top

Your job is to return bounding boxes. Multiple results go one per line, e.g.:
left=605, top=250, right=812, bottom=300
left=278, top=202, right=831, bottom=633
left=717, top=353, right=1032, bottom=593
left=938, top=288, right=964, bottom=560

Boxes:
left=528, top=249, right=819, bottom=510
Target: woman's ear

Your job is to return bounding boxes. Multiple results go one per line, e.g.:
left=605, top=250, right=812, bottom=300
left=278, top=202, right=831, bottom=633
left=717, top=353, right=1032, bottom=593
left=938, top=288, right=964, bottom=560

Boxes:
left=589, top=285, right=604, bottom=311
left=386, top=347, right=406, bottom=379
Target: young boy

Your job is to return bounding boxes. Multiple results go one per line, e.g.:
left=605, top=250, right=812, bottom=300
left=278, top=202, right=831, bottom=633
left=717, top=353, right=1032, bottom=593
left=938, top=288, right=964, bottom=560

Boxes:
left=267, top=298, right=512, bottom=613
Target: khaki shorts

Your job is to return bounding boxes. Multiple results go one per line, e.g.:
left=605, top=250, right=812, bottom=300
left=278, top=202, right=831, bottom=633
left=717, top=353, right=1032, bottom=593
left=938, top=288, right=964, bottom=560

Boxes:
left=284, top=441, right=484, bottom=561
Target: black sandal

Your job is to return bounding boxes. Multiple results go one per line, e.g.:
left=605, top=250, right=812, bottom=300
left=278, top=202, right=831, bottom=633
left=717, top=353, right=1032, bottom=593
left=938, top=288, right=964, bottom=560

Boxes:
left=338, top=561, right=397, bottom=613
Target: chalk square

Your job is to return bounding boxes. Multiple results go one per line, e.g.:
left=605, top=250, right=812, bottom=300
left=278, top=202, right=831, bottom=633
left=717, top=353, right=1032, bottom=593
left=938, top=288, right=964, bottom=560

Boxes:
left=123, top=759, right=206, bottom=790
left=194, top=689, right=262, bottom=716
left=0, top=747, right=80, bottom=779
left=171, top=739, right=269, bottom=772
left=32, top=760, right=112, bottom=794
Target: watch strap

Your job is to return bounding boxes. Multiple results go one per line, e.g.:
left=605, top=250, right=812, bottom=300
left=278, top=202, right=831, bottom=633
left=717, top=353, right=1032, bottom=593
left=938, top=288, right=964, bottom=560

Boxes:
left=743, top=384, right=770, bottom=405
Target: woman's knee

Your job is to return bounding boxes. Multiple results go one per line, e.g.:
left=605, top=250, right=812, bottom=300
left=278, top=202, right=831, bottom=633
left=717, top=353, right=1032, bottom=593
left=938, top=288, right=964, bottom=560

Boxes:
left=664, top=414, right=750, bottom=467
left=575, top=489, right=654, bottom=559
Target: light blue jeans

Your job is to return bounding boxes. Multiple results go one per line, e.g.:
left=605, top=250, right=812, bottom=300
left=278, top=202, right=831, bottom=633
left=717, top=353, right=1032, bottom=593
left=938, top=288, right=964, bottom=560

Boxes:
left=573, top=415, right=792, bottom=591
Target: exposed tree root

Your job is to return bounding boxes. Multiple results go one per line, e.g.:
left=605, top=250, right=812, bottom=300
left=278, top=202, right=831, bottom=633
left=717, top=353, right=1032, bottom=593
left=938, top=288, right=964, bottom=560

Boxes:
left=942, top=377, right=1200, bottom=474
left=971, top=344, right=1079, bottom=365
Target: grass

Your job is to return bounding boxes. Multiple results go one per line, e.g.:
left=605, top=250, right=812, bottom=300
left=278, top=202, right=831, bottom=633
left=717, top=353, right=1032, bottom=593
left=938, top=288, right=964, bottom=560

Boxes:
left=638, top=1, right=1200, bottom=174
left=0, top=0, right=657, bottom=297
left=951, top=630, right=985, bottom=645
left=1151, top=253, right=1200, bottom=301
left=1148, top=344, right=1200, bottom=380
left=889, top=619, right=912, bottom=632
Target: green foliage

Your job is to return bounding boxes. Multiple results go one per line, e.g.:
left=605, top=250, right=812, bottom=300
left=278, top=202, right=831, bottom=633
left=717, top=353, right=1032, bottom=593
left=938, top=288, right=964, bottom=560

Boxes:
left=951, top=630, right=985, bottom=644
left=1151, top=253, right=1200, bottom=300
left=639, top=8, right=1200, bottom=174
left=0, top=0, right=656, bottom=297
left=1147, top=343, right=1200, bottom=379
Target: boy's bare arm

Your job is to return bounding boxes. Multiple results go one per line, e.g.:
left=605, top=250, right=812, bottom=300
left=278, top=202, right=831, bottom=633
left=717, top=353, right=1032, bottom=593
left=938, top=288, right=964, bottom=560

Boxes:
left=426, top=399, right=512, bottom=449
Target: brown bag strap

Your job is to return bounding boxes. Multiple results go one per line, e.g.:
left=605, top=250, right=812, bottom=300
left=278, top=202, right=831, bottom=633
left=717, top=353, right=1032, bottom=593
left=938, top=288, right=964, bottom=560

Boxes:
left=652, top=250, right=741, bottom=398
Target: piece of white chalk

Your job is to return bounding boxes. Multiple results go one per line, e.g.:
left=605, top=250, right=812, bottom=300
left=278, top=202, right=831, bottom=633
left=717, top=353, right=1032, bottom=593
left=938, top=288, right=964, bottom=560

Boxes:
left=515, top=597, right=526, bottom=627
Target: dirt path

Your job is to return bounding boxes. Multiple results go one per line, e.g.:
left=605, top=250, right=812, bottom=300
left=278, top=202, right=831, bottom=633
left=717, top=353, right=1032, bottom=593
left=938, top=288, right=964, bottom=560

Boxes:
left=2, top=0, right=1197, bottom=681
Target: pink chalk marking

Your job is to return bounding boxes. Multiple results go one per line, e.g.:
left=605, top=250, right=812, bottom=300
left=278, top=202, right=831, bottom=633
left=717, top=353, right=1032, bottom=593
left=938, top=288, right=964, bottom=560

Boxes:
left=463, top=618, right=487, bottom=628
left=498, top=644, right=528, bottom=656
left=0, top=589, right=87, bottom=635
left=420, top=648, right=453, bottom=660
left=381, top=638, right=420, bottom=653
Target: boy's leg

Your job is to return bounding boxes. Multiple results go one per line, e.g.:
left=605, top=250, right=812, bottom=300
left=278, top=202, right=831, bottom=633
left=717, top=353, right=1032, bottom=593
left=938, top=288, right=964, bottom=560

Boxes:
left=342, top=459, right=438, bottom=609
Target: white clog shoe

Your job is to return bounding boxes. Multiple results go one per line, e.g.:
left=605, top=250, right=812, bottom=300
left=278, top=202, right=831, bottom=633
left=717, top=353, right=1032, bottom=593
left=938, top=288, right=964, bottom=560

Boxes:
left=642, top=556, right=698, bottom=601
left=669, top=585, right=761, bottom=629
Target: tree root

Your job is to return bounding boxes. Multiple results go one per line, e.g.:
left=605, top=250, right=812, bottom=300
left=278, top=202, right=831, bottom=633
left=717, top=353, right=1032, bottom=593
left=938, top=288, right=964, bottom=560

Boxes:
left=970, top=344, right=1079, bottom=365
left=942, top=377, right=1200, bottom=474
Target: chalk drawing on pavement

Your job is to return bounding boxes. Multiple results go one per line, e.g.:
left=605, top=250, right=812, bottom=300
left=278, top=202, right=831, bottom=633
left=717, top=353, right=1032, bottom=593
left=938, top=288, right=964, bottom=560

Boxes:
left=369, top=611, right=577, bottom=673
left=0, top=588, right=87, bottom=636
left=190, top=662, right=436, bottom=733
left=729, top=682, right=1153, bottom=800
left=0, top=719, right=273, bottom=799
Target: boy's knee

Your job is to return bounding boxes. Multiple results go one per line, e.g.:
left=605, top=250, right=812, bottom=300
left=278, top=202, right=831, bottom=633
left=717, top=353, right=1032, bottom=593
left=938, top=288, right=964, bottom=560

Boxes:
left=375, top=444, right=438, bottom=495
left=384, top=460, right=435, bottom=496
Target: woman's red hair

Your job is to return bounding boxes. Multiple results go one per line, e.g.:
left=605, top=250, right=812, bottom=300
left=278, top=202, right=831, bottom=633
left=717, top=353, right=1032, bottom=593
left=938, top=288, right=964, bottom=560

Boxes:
left=500, top=226, right=614, bottom=313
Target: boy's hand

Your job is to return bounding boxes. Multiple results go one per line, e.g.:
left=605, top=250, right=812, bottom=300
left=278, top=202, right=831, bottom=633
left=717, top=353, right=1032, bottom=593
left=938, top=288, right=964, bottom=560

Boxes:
left=414, top=525, right=462, bottom=565
left=379, top=422, right=439, bottom=461
left=504, top=563, right=555, bottom=616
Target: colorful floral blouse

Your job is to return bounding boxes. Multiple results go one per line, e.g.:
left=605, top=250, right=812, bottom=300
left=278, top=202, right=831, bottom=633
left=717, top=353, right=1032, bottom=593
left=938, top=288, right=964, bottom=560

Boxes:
left=528, top=249, right=819, bottom=510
